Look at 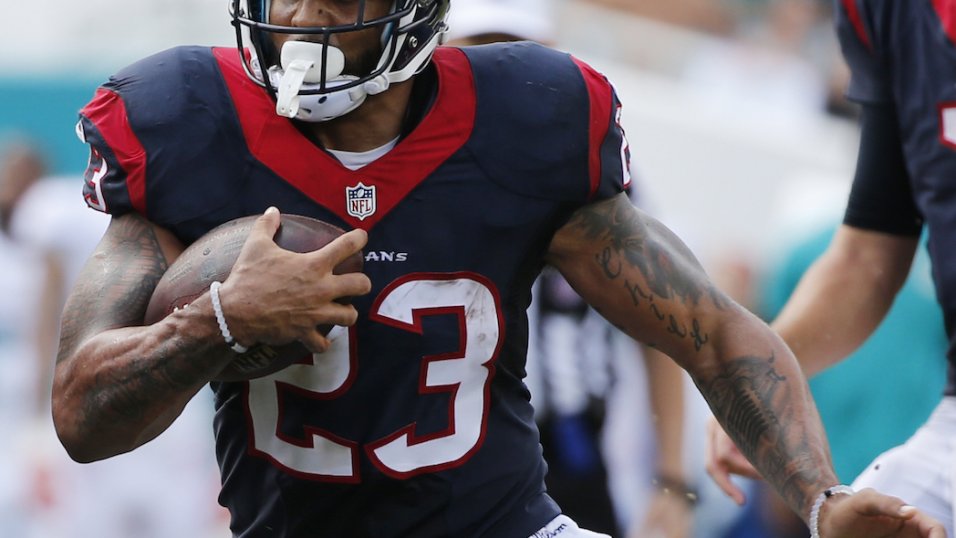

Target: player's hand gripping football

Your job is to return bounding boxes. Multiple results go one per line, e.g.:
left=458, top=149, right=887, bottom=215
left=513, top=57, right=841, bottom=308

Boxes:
left=706, top=417, right=947, bottom=537
left=217, top=207, right=372, bottom=353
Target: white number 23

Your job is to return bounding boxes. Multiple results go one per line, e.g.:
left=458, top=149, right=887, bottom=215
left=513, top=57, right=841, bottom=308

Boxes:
left=245, top=274, right=502, bottom=482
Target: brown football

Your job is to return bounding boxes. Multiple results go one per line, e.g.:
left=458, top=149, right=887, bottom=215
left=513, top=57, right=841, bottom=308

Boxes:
left=143, top=214, right=364, bottom=382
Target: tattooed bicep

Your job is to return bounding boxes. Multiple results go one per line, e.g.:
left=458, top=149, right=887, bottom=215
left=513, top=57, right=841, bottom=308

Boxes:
left=549, top=193, right=704, bottom=286
left=547, top=193, right=729, bottom=353
left=57, top=213, right=175, bottom=362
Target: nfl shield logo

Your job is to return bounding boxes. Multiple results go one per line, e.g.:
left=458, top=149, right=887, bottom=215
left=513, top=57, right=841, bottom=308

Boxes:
left=346, top=182, right=377, bottom=221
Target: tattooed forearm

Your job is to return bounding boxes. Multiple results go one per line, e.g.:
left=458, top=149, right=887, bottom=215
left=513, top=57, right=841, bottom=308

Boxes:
left=553, top=195, right=834, bottom=518
left=697, top=353, right=823, bottom=515
left=82, top=334, right=218, bottom=425
left=54, top=213, right=228, bottom=457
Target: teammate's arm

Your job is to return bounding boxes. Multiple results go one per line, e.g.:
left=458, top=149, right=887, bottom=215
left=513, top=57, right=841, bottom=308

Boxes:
left=52, top=208, right=370, bottom=462
left=773, top=225, right=917, bottom=376
left=545, top=193, right=942, bottom=536
left=775, top=101, right=921, bottom=376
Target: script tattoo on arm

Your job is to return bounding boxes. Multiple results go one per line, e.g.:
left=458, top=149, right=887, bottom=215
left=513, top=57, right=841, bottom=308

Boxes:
left=564, top=195, right=725, bottom=351
left=555, top=195, right=828, bottom=517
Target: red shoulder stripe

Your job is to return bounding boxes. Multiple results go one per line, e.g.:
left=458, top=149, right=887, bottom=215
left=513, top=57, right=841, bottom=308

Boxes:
left=571, top=56, right=613, bottom=200
left=841, top=0, right=873, bottom=50
left=932, top=0, right=956, bottom=44
left=80, top=88, right=148, bottom=215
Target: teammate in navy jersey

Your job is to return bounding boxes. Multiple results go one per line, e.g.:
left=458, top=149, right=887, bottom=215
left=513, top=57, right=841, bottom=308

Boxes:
left=51, top=0, right=943, bottom=537
left=708, top=0, right=956, bottom=536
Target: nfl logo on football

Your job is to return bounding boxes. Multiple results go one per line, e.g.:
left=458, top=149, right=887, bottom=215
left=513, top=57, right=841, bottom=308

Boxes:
left=346, top=182, right=377, bottom=221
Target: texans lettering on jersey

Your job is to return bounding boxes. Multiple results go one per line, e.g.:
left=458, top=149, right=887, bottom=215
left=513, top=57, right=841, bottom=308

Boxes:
left=77, top=43, right=630, bottom=537
left=837, top=0, right=956, bottom=393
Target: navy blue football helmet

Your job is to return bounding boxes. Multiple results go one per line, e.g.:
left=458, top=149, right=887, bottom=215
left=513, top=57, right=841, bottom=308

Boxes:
left=230, top=0, right=450, bottom=121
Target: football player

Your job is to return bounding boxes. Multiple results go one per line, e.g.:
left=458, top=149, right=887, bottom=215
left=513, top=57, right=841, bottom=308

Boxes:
left=708, top=1, right=956, bottom=537
left=53, top=0, right=944, bottom=536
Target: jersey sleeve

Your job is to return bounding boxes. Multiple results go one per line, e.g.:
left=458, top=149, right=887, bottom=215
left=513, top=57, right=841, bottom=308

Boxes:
left=77, top=87, right=145, bottom=217
left=462, top=43, right=630, bottom=205
left=836, top=0, right=892, bottom=104
left=74, top=46, right=249, bottom=227
left=842, top=102, right=923, bottom=236
left=571, top=57, right=632, bottom=202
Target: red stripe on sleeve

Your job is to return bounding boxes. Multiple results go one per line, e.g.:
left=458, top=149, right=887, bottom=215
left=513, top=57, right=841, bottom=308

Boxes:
left=80, top=88, right=148, bottom=215
left=841, top=0, right=873, bottom=50
left=933, top=0, right=956, bottom=44
left=571, top=57, right=613, bottom=199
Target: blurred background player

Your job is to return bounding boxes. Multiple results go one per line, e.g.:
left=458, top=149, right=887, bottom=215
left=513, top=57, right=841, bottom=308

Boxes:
left=0, top=140, right=228, bottom=538
left=0, top=141, right=51, bottom=537
left=446, top=3, right=695, bottom=536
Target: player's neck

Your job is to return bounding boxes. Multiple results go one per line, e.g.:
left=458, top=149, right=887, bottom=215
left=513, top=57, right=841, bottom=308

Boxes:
left=304, top=80, right=414, bottom=153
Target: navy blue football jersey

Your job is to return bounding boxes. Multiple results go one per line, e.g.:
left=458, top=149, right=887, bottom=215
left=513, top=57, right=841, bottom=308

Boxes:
left=77, top=43, right=630, bottom=537
left=837, top=0, right=956, bottom=394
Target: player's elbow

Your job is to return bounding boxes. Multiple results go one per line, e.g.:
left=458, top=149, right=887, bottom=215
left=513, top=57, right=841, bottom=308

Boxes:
left=51, top=382, right=122, bottom=463
left=58, top=441, right=102, bottom=464
left=51, top=405, right=101, bottom=463
left=53, top=419, right=139, bottom=464
left=52, top=415, right=99, bottom=463
left=53, top=419, right=132, bottom=464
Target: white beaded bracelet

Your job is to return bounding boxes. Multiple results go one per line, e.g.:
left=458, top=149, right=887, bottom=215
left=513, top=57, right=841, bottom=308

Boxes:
left=209, top=281, right=249, bottom=354
left=809, top=484, right=855, bottom=538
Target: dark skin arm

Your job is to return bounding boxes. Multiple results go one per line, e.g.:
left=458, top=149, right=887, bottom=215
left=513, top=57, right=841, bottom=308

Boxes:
left=546, top=193, right=943, bottom=536
left=771, top=226, right=918, bottom=376
left=52, top=208, right=370, bottom=462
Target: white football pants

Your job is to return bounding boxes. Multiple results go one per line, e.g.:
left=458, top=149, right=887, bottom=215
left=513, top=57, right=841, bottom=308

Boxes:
left=852, top=395, right=956, bottom=538
left=529, top=514, right=611, bottom=538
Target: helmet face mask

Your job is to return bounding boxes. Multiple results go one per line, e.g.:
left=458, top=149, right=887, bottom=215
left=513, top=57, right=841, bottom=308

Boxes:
left=230, top=0, right=450, bottom=122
